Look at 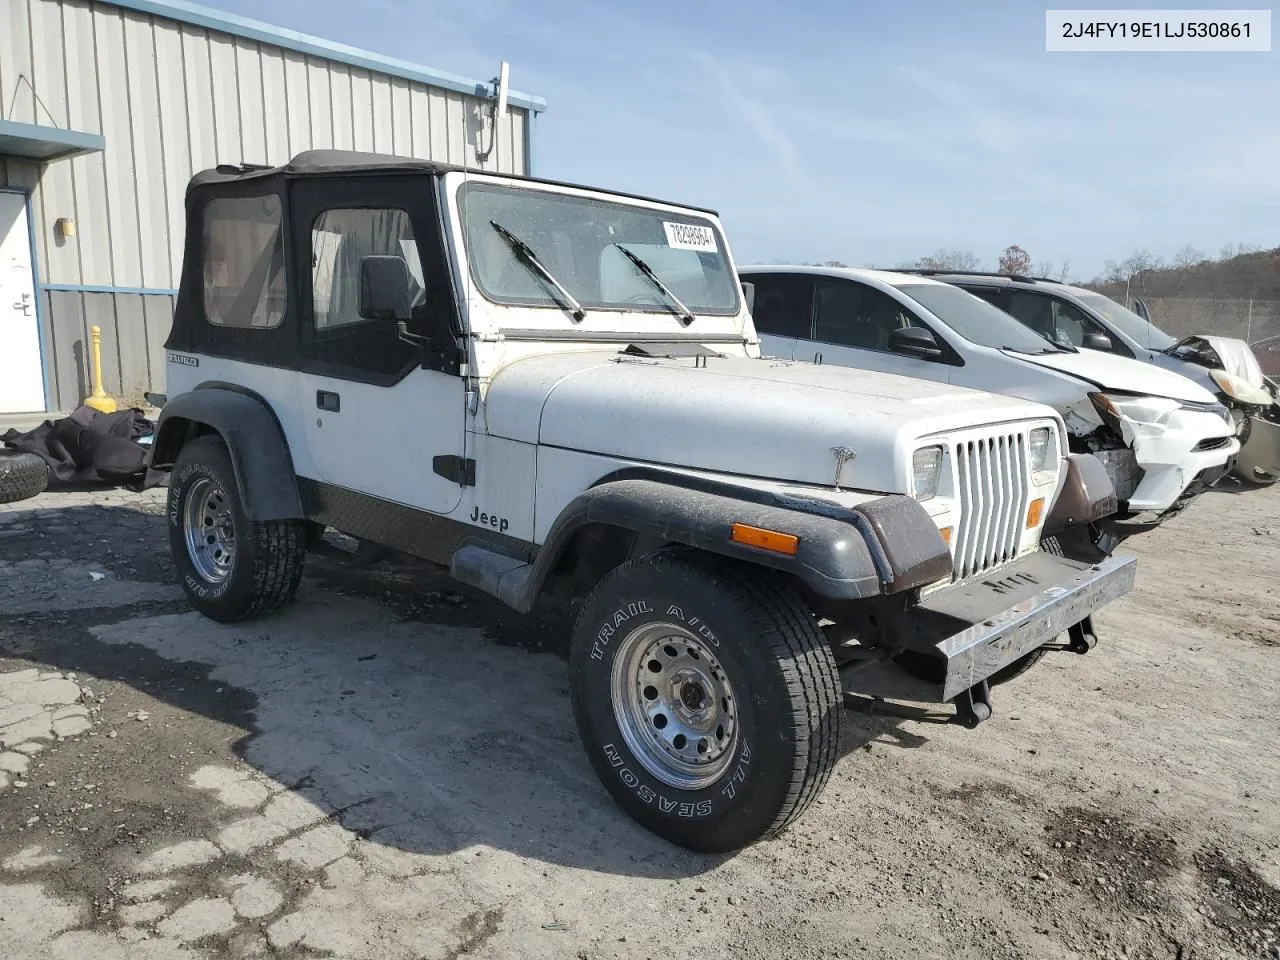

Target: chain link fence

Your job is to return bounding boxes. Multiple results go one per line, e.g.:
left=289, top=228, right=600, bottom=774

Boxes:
left=1135, top=297, right=1280, bottom=347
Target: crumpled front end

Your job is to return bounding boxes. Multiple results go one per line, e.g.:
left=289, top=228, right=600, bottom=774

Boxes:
left=1066, top=393, right=1238, bottom=520
left=1234, top=400, right=1280, bottom=482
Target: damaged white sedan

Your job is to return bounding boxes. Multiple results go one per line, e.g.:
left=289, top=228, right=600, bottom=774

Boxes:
left=740, top=266, right=1238, bottom=537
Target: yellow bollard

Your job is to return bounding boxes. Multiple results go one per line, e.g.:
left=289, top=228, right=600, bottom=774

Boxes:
left=83, top=325, right=117, bottom=414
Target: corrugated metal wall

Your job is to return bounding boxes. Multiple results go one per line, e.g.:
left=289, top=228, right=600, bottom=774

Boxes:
left=1, top=0, right=532, bottom=410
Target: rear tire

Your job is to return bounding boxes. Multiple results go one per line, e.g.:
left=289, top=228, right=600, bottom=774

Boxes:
left=0, top=451, right=49, bottom=504
left=167, top=435, right=305, bottom=622
left=570, top=549, right=841, bottom=852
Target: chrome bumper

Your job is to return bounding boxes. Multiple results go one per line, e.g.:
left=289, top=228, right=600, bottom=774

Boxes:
left=917, top=552, right=1138, bottom=700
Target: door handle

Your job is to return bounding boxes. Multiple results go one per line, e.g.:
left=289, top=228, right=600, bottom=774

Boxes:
left=316, top=390, right=340, bottom=412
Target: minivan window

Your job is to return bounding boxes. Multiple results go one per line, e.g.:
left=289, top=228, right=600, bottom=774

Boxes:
left=749, top=275, right=813, bottom=338
left=1076, top=293, right=1177, bottom=351
left=894, top=283, right=1059, bottom=353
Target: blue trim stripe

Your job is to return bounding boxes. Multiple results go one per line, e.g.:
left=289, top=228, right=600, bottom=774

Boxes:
left=40, top=283, right=179, bottom=296
left=97, top=0, right=547, bottom=113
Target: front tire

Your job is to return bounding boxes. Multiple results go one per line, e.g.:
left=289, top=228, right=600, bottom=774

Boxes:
left=167, top=435, right=305, bottom=622
left=570, top=549, right=841, bottom=852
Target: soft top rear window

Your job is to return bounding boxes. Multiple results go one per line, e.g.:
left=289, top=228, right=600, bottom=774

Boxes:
left=202, top=194, right=286, bottom=329
left=458, top=183, right=740, bottom=317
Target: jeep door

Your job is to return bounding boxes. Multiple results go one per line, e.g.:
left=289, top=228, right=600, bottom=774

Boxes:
left=290, top=176, right=466, bottom=515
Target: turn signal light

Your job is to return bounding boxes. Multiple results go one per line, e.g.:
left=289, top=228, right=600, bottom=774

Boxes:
left=730, top=523, right=799, bottom=556
left=1026, top=498, right=1045, bottom=529
left=939, top=526, right=953, bottom=546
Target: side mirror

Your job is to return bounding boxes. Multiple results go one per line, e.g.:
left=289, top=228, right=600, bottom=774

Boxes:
left=358, top=255, right=412, bottom=321
left=740, top=280, right=755, bottom=313
left=1082, top=332, right=1113, bottom=351
left=888, top=326, right=943, bottom=359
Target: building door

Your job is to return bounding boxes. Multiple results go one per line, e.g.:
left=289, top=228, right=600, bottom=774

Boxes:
left=0, top=192, right=46, bottom=413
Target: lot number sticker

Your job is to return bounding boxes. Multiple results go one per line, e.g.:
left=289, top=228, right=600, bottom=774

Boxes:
left=663, top=221, right=718, bottom=252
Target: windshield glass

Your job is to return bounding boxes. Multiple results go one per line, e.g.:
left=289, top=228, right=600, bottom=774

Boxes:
left=1075, top=293, right=1177, bottom=351
left=459, top=183, right=739, bottom=317
left=894, top=283, right=1062, bottom=352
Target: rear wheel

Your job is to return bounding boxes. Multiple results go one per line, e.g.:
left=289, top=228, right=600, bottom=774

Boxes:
left=0, top=451, right=48, bottom=504
left=570, top=549, right=841, bottom=852
left=167, top=435, right=305, bottom=622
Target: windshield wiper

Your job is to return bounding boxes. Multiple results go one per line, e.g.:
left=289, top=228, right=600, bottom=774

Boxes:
left=613, top=243, right=695, bottom=326
left=488, top=220, right=585, bottom=322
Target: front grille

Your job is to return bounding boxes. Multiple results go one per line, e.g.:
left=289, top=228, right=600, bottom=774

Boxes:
left=951, top=432, right=1031, bottom=580
left=1193, top=436, right=1231, bottom=452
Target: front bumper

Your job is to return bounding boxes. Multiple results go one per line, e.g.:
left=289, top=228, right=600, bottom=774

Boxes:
left=1112, top=404, right=1239, bottom=514
left=909, top=551, right=1137, bottom=700
left=1235, top=411, right=1280, bottom=481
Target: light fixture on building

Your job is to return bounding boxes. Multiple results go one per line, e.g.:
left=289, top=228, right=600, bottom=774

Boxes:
left=55, top=217, right=76, bottom=240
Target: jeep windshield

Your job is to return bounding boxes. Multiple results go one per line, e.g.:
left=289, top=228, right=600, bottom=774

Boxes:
left=1075, top=292, right=1177, bottom=351
left=894, top=283, right=1066, bottom=354
left=458, top=182, right=740, bottom=320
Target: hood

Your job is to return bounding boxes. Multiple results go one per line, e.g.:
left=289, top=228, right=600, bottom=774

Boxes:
left=1179, top=335, right=1267, bottom=388
left=1005, top=348, right=1217, bottom=404
left=484, top=350, right=1059, bottom=494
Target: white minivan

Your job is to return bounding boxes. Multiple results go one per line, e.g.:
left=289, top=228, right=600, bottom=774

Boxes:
left=740, top=266, right=1238, bottom=528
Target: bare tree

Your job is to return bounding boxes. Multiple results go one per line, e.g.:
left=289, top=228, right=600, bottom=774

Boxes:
left=901, top=249, right=982, bottom=271
left=1219, top=241, right=1262, bottom=260
left=997, top=245, right=1032, bottom=276
left=1173, top=245, right=1204, bottom=269
left=1055, top=259, right=1072, bottom=283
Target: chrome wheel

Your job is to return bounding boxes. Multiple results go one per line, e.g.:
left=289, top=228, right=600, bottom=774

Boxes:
left=610, top=622, right=739, bottom=790
left=183, top=477, right=236, bottom=584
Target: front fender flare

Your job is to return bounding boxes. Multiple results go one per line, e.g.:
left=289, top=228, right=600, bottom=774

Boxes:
left=488, top=477, right=953, bottom=612
left=152, top=387, right=303, bottom=522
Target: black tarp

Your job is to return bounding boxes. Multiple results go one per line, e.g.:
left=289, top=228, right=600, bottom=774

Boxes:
left=1, top=406, right=165, bottom=491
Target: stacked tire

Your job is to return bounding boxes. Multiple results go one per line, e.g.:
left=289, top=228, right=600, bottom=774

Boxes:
left=0, top=451, right=48, bottom=505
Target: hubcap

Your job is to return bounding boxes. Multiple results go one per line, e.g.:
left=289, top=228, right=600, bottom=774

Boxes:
left=183, top=477, right=236, bottom=584
left=610, top=622, right=739, bottom=790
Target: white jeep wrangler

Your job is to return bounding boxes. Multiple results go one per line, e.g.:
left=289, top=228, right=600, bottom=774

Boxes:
left=151, top=151, right=1135, bottom=852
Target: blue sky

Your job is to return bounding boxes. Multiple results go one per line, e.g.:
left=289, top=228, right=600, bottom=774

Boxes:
left=215, top=0, right=1277, bottom=280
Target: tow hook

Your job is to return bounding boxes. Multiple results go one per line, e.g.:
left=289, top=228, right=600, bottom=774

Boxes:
left=1067, top=616, right=1098, bottom=655
left=952, top=679, right=992, bottom=729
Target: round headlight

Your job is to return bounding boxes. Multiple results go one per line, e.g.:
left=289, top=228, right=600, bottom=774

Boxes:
left=1029, top=427, right=1054, bottom=472
left=912, top=446, right=944, bottom=501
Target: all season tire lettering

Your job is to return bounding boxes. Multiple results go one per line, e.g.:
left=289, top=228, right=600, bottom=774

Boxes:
left=603, top=743, right=714, bottom=818
left=589, top=601, right=654, bottom=660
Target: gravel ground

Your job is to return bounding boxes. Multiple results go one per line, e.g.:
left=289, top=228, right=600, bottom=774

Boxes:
left=0, top=481, right=1277, bottom=960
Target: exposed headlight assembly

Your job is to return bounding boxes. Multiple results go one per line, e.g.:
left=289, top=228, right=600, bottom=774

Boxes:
left=1209, top=369, right=1273, bottom=407
left=1090, top=392, right=1180, bottom=426
left=912, top=446, right=944, bottom=502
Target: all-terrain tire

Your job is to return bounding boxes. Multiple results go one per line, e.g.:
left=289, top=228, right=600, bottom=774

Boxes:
left=167, top=435, right=305, bottom=622
left=0, top=451, right=49, bottom=504
left=570, top=548, right=842, bottom=853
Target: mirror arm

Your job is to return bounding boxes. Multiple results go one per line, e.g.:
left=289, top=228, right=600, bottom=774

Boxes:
left=396, top=320, right=432, bottom=347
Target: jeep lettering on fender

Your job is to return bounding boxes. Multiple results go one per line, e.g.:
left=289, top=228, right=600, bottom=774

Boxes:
left=151, top=151, right=1136, bottom=853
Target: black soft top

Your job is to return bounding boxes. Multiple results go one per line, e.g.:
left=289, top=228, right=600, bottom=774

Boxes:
left=187, top=149, right=720, bottom=216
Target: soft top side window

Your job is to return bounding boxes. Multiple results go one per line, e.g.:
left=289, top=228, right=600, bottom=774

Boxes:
left=202, top=195, right=286, bottom=329
left=310, top=207, right=423, bottom=331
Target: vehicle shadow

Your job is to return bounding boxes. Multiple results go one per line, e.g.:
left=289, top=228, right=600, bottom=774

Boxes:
left=0, top=498, right=927, bottom=880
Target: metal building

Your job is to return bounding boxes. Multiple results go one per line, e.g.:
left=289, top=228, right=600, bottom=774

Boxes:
left=0, top=0, right=544, bottom=415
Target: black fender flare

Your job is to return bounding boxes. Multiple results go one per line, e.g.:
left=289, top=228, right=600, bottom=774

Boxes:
left=483, top=474, right=953, bottom=612
left=151, top=386, right=303, bottom=522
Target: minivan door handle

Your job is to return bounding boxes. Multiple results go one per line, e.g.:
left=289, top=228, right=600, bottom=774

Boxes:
left=316, top=390, right=341, bottom=412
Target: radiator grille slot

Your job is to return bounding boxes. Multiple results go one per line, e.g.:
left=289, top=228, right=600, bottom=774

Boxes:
left=952, top=433, right=1030, bottom=580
